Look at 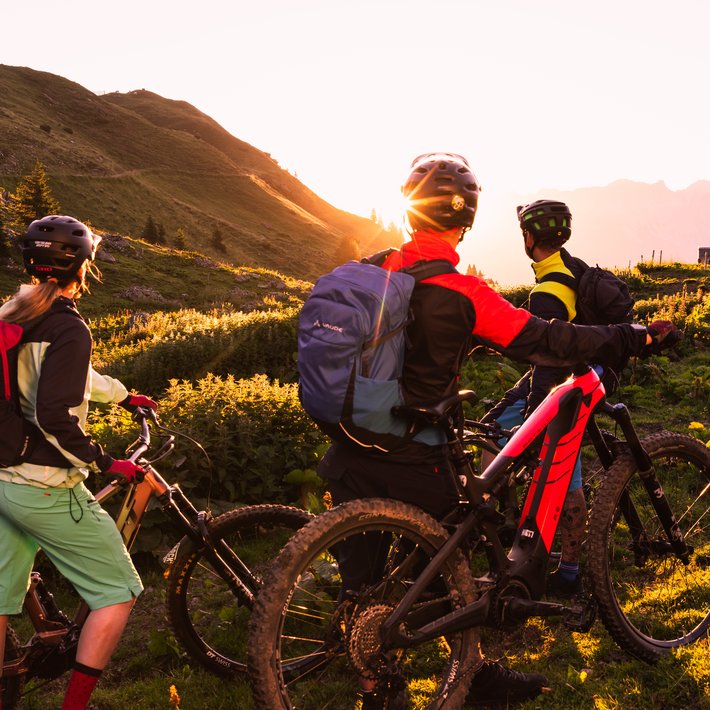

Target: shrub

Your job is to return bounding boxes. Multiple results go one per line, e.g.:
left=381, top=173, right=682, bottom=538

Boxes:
left=459, top=353, right=528, bottom=418
left=89, top=373, right=326, bottom=553
left=90, top=373, right=325, bottom=508
left=497, top=284, right=530, bottom=308
left=93, top=306, right=299, bottom=393
left=634, top=288, right=709, bottom=342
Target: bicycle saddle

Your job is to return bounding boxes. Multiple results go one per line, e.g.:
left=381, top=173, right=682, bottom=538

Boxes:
left=392, top=389, right=477, bottom=431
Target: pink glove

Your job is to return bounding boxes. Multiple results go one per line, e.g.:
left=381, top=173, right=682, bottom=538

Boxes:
left=106, top=459, right=146, bottom=484
left=120, top=394, right=158, bottom=413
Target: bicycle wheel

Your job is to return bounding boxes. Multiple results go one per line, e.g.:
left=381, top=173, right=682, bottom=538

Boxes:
left=587, top=432, right=710, bottom=662
left=248, top=498, right=480, bottom=710
left=166, top=504, right=312, bottom=675
left=1, top=626, right=24, bottom=710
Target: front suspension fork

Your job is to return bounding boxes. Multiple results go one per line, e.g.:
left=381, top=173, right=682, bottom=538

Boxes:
left=605, top=402, right=691, bottom=563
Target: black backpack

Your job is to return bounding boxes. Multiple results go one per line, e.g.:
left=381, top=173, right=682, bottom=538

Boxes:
left=538, top=258, right=635, bottom=325
left=0, top=321, right=42, bottom=467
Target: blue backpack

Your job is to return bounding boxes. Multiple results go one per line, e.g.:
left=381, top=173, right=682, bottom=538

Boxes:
left=297, top=251, right=456, bottom=452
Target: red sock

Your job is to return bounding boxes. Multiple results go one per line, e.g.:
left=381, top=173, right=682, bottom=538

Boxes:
left=61, top=663, right=102, bottom=710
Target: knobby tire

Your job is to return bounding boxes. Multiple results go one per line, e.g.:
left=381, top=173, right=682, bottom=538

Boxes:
left=587, top=432, right=710, bottom=662
left=247, top=498, right=481, bottom=710
left=1, top=626, right=24, bottom=710
left=166, top=504, right=312, bottom=676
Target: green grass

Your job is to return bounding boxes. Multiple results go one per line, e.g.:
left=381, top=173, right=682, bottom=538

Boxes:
left=13, top=563, right=708, bottom=709
left=13, top=575, right=255, bottom=709
left=0, top=232, right=312, bottom=320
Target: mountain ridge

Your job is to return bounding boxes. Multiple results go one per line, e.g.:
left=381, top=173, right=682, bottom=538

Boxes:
left=0, top=64, right=392, bottom=280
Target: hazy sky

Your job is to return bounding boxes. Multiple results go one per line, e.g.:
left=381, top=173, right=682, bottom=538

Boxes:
left=3, top=0, right=709, bottom=281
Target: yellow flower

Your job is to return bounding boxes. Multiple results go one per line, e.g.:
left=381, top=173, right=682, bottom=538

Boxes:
left=169, top=684, right=181, bottom=709
left=688, top=422, right=705, bottom=430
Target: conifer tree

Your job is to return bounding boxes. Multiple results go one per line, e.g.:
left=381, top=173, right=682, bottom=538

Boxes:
left=142, top=215, right=159, bottom=243
left=333, top=234, right=360, bottom=266
left=7, top=161, right=60, bottom=231
left=211, top=226, right=227, bottom=253
left=384, top=221, right=404, bottom=243
left=174, top=227, right=186, bottom=250
left=465, top=263, right=498, bottom=287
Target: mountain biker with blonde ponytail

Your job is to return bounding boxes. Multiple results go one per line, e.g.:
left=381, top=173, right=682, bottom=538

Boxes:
left=0, top=215, right=157, bottom=710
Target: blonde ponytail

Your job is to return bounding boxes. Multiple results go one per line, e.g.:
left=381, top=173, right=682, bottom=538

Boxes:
left=0, top=256, right=101, bottom=324
left=0, top=281, right=63, bottom=324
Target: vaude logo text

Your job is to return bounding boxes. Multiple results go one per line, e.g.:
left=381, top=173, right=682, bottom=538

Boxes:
left=314, top=319, right=344, bottom=333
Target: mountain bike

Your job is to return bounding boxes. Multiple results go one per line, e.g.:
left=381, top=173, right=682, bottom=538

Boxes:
left=0, top=408, right=312, bottom=709
left=247, top=366, right=710, bottom=709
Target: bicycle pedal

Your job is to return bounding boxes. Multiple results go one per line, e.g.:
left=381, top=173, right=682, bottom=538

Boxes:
left=562, top=596, right=597, bottom=632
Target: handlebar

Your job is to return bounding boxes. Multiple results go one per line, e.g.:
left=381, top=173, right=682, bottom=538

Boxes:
left=125, top=407, right=153, bottom=464
left=97, top=407, right=178, bottom=498
left=105, top=404, right=208, bottom=491
left=116, top=407, right=175, bottom=478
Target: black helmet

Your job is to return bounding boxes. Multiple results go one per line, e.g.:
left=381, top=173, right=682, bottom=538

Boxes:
left=402, top=153, right=481, bottom=234
left=22, top=215, right=101, bottom=282
left=517, top=200, right=572, bottom=243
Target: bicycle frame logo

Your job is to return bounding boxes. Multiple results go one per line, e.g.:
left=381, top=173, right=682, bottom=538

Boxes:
left=483, top=368, right=605, bottom=554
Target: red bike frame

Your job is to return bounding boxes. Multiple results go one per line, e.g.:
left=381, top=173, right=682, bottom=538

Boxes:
left=382, top=367, right=607, bottom=645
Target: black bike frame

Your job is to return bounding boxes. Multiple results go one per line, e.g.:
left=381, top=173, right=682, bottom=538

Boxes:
left=379, top=367, right=689, bottom=650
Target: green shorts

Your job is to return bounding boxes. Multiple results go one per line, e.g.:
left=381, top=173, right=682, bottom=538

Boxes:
left=0, top=480, right=143, bottom=615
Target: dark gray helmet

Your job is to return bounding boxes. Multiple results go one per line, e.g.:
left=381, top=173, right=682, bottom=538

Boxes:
left=402, top=153, right=481, bottom=233
left=517, top=200, right=572, bottom=243
left=22, top=215, right=100, bottom=282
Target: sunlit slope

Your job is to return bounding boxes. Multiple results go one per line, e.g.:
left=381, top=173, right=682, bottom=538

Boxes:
left=0, top=65, right=391, bottom=280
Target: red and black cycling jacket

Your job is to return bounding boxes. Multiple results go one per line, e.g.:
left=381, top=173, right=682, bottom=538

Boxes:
left=382, top=231, right=646, bottom=406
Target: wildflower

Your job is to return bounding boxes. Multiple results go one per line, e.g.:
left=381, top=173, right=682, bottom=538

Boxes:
left=169, top=684, right=181, bottom=709
left=688, top=422, right=705, bottom=431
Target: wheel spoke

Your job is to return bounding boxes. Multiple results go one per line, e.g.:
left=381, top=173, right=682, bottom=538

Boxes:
left=588, top=434, right=710, bottom=661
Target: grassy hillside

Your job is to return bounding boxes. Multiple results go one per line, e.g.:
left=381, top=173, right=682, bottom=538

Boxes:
left=0, top=65, right=395, bottom=280
left=0, top=231, right=312, bottom=320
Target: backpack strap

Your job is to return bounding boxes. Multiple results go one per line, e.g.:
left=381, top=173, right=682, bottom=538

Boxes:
left=537, top=271, right=577, bottom=290
left=362, top=249, right=458, bottom=282
left=0, top=322, right=23, bottom=402
left=402, top=258, right=458, bottom=282
left=361, top=248, right=398, bottom=267
left=535, top=270, right=578, bottom=321
left=361, top=259, right=457, bottom=360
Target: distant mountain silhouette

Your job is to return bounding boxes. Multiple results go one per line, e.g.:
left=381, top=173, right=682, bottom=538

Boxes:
left=467, top=180, right=710, bottom=285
